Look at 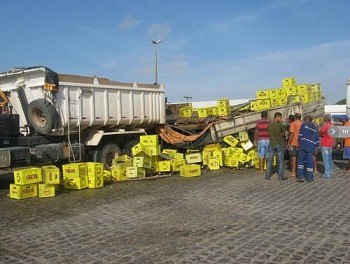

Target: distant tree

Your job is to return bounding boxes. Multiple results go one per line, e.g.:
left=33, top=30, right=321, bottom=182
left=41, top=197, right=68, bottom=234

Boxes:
left=336, top=98, right=346, bottom=105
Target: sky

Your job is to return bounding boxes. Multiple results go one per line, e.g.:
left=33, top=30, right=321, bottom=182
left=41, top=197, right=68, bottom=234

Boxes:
left=1, top=0, right=350, bottom=104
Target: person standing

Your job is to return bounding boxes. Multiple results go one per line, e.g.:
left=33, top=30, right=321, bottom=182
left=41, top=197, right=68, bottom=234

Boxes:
left=342, top=118, right=350, bottom=172
left=254, top=111, right=271, bottom=174
left=287, top=113, right=302, bottom=178
left=297, top=116, right=320, bottom=183
left=319, top=114, right=333, bottom=178
left=266, top=112, right=286, bottom=181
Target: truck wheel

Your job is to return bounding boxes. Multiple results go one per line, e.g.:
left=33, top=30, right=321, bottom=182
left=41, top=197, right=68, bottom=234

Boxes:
left=123, top=140, right=139, bottom=157
left=27, top=99, right=55, bottom=135
left=96, top=143, right=121, bottom=170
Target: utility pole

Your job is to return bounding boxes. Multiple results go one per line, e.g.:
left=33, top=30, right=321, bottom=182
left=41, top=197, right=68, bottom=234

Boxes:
left=151, top=40, right=162, bottom=84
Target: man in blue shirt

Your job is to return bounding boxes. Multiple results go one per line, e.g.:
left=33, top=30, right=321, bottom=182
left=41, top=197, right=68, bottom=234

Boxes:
left=297, top=115, right=320, bottom=182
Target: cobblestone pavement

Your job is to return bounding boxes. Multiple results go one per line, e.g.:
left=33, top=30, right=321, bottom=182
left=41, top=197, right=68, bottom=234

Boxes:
left=1, top=159, right=350, bottom=264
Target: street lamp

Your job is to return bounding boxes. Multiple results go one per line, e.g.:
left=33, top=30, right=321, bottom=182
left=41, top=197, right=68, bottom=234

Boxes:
left=151, top=39, right=162, bottom=84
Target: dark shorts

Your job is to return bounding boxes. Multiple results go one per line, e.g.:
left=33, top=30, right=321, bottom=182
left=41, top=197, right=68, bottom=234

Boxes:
left=289, top=146, right=298, bottom=156
left=343, top=147, right=350, bottom=159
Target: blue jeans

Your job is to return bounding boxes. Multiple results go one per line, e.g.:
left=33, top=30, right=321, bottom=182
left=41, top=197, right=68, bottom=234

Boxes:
left=321, top=147, right=333, bottom=177
left=266, top=144, right=285, bottom=178
left=298, top=149, right=314, bottom=182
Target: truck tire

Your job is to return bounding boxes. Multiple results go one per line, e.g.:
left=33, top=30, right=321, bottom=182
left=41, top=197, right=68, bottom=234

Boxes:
left=95, top=143, right=122, bottom=170
left=27, top=99, right=55, bottom=135
left=123, top=140, right=139, bottom=157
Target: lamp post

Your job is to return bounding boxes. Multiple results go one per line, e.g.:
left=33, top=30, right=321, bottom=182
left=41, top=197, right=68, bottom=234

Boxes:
left=151, top=39, right=162, bottom=84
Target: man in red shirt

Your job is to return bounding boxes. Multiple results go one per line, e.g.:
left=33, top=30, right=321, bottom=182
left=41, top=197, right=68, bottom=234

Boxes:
left=287, top=113, right=302, bottom=178
left=319, top=114, right=333, bottom=177
left=254, top=111, right=270, bottom=174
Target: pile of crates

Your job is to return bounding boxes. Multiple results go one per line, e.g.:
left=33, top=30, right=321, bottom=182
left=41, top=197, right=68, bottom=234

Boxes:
left=180, top=98, right=231, bottom=118
left=10, top=166, right=60, bottom=199
left=250, top=77, right=323, bottom=112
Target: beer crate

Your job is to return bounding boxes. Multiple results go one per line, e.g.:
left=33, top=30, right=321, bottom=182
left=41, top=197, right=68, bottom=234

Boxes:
left=180, top=106, right=193, bottom=118
left=112, top=155, right=132, bottom=169
left=170, top=159, right=186, bottom=172
left=62, top=163, right=87, bottom=178
left=185, top=152, right=202, bottom=164
left=126, top=167, right=146, bottom=179
left=162, top=149, right=178, bottom=157
left=278, top=98, right=286, bottom=106
left=202, top=150, right=213, bottom=166
left=284, top=86, right=297, bottom=96
left=270, top=99, right=279, bottom=108
left=156, top=160, right=171, bottom=172
left=301, top=94, right=310, bottom=103
left=239, top=153, right=251, bottom=163
left=144, top=145, right=161, bottom=156
left=289, top=95, right=301, bottom=103
left=208, top=157, right=220, bottom=170
left=88, top=175, right=104, bottom=189
left=10, top=183, right=38, bottom=199
left=217, top=98, right=230, bottom=108
left=132, top=143, right=152, bottom=158
left=203, top=143, right=221, bottom=151
left=282, top=77, right=296, bottom=88
left=223, top=135, right=239, bottom=147
left=210, top=107, right=219, bottom=116
left=256, top=90, right=270, bottom=99
left=197, top=108, right=211, bottom=118
left=180, top=164, right=201, bottom=177
left=241, top=140, right=253, bottom=151
left=41, top=166, right=60, bottom=185
left=38, top=184, right=56, bottom=198
left=64, top=176, right=88, bottom=190
left=269, top=89, right=280, bottom=99
left=230, top=147, right=244, bottom=155
left=133, top=156, right=152, bottom=169
left=249, top=101, right=257, bottom=112
left=224, top=155, right=239, bottom=168
left=111, top=168, right=128, bottom=181
left=297, top=84, right=311, bottom=95
left=256, top=99, right=271, bottom=110
left=212, top=150, right=223, bottom=166
left=139, top=135, right=159, bottom=146
left=278, top=88, right=287, bottom=99
left=238, top=131, right=249, bottom=142
left=103, top=170, right=112, bottom=182
left=218, top=107, right=231, bottom=117
left=174, top=153, right=184, bottom=160
left=14, top=167, right=42, bottom=185
left=87, top=162, right=103, bottom=177
left=247, top=149, right=258, bottom=160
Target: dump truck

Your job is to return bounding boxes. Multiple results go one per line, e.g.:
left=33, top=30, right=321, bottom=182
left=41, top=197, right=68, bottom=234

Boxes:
left=0, top=66, right=166, bottom=170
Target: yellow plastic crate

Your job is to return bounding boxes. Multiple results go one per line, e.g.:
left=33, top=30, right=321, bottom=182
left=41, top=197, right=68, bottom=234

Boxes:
left=218, top=107, right=231, bottom=117
left=212, top=150, right=223, bottom=166
left=111, top=168, right=128, bottom=181
left=133, top=156, right=152, bottom=169
left=269, top=89, right=280, bottom=99
left=185, top=152, right=202, bottom=164
left=103, top=170, right=112, bottom=182
left=229, top=147, right=244, bottom=155
left=132, top=143, right=152, bottom=158
left=202, top=150, right=213, bottom=166
left=156, top=160, right=171, bottom=172
left=278, top=99, right=286, bottom=106
left=144, top=145, right=161, bottom=156
left=170, top=159, right=186, bottom=172
left=224, top=155, right=239, bottom=168
left=256, top=90, right=270, bottom=99
left=38, top=184, right=56, bottom=198
left=126, top=167, right=146, bottom=179
left=285, top=86, right=297, bottom=96
left=87, top=162, right=103, bottom=177
left=139, top=135, right=159, bottom=146
left=256, top=99, right=271, bottom=110
left=62, top=163, right=87, bottom=178
left=250, top=101, right=258, bottom=111
left=239, top=153, right=252, bottom=163
left=282, top=77, right=296, bottom=88
left=208, top=157, right=220, bottom=170
left=10, top=184, right=38, bottom=199
left=162, top=149, right=178, bottom=157
left=203, top=143, right=221, bottom=151
left=297, top=84, right=311, bottom=95
left=64, top=176, right=88, bottom=190
left=301, top=94, right=310, bottom=103
left=14, top=167, right=42, bottom=185
left=247, top=150, right=258, bottom=159
left=112, top=155, right=132, bottom=169
left=180, top=164, right=201, bottom=177
left=41, top=166, right=60, bottom=185
left=289, top=95, right=301, bottom=103
left=270, top=99, right=279, bottom=108
left=217, top=98, right=230, bottom=108
left=197, top=108, right=211, bottom=118
left=180, top=106, right=193, bottom=118
left=88, top=175, right=104, bottom=189
left=238, top=131, right=249, bottom=142
left=151, top=156, right=159, bottom=170
left=223, top=135, right=239, bottom=147
left=210, top=107, right=219, bottom=116
left=278, top=88, right=287, bottom=99
left=174, top=153, right=184, bottom=160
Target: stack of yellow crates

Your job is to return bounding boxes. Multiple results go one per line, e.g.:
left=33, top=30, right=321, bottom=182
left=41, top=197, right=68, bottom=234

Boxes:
left=111, top=155, right=132, bottom=181
left=10, top=167, right=42, bottom=199
left=217, top=98, right=231, bottom=116
left=87, top=162, right=104, bottom=188
left=40, top=165, right=60, bottom=197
